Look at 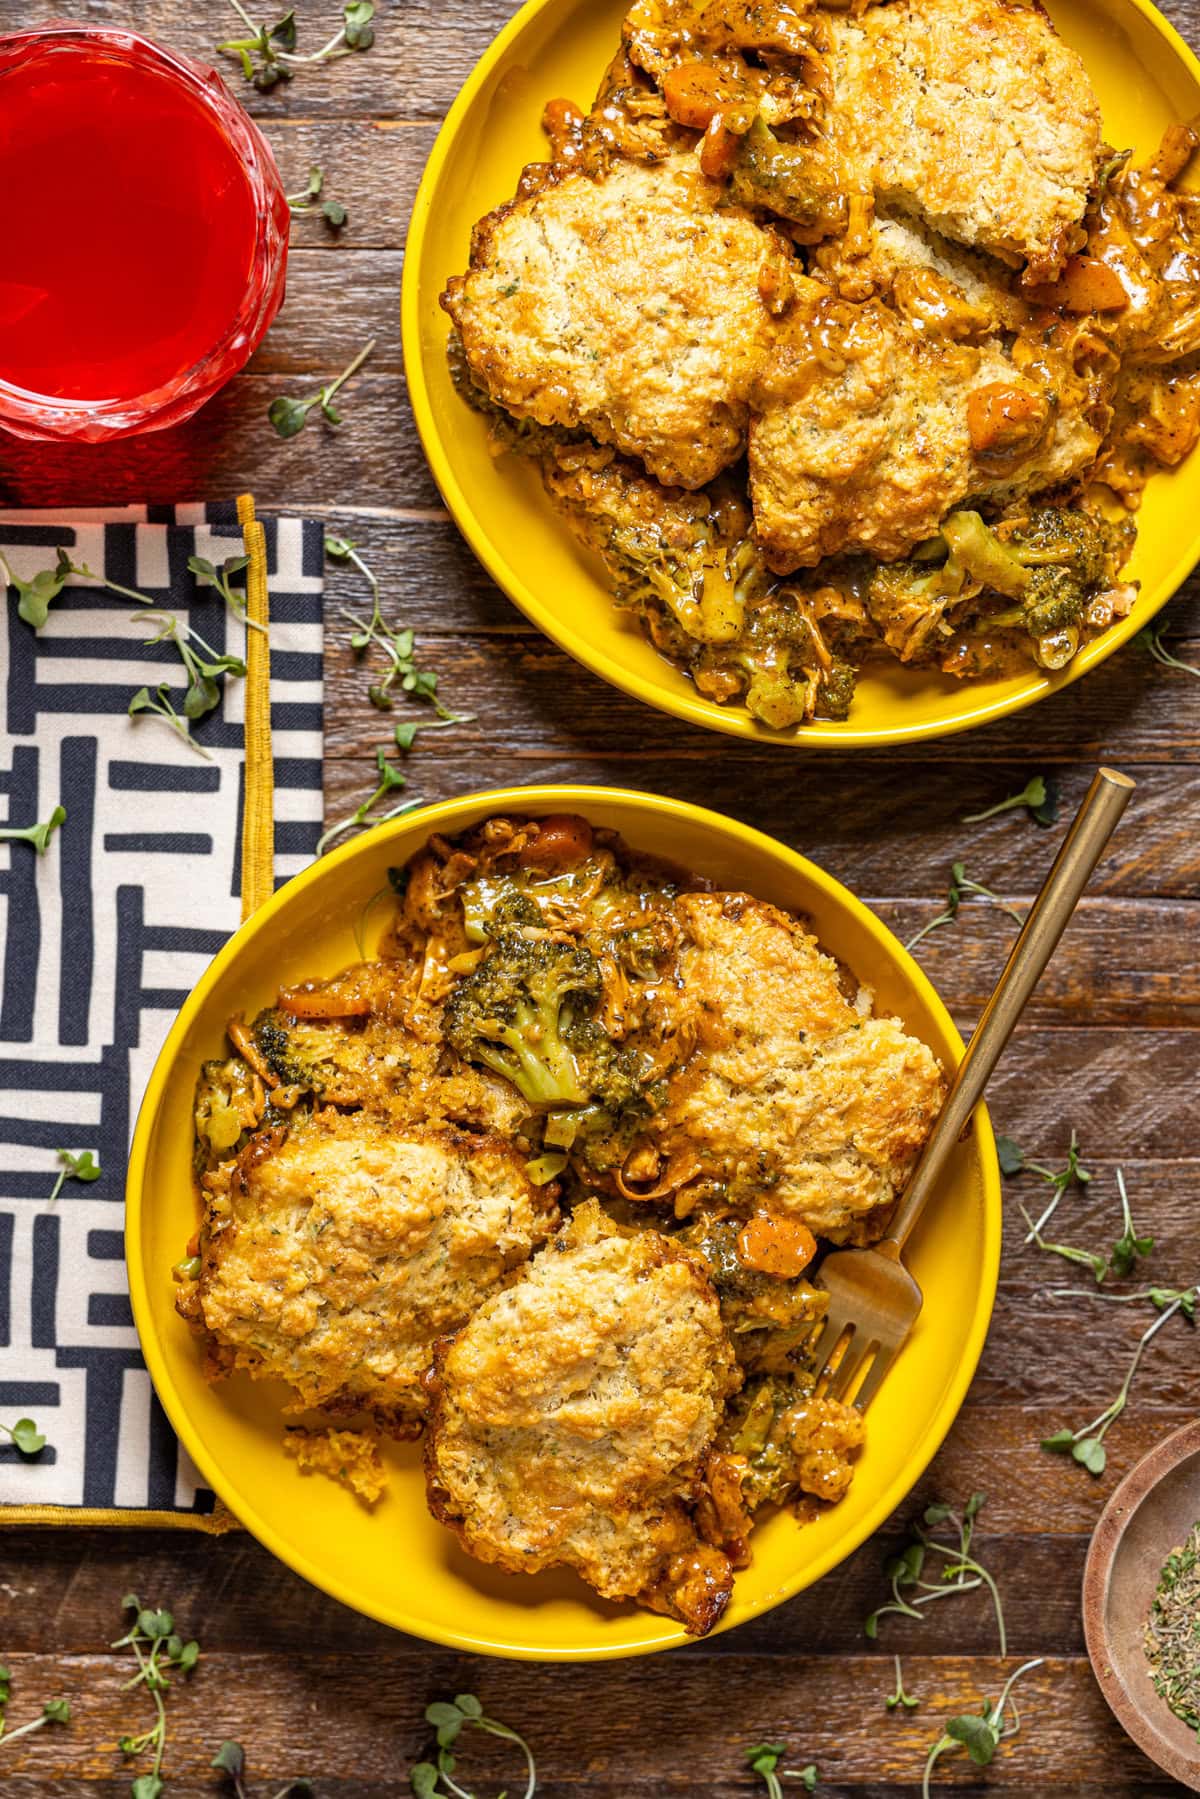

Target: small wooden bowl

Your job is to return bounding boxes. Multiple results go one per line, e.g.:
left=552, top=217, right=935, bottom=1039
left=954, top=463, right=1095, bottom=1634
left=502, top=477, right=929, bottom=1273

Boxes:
left=1083, top=1418, right=1200, bottom=1792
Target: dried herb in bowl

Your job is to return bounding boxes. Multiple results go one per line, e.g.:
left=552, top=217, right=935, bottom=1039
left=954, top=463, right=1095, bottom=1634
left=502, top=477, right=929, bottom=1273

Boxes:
left=1144, top=1520, right=1200, bottom=1737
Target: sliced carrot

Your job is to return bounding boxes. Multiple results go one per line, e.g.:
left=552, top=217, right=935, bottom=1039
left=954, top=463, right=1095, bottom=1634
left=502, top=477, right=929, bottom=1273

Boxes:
left=966, top=382, right=1049, bottom=457
left=737, top=1213, right=818, bottom=1279
left=700, top=114, right=743, bottom=180
left=663, top=61, right=730, bottom=131
left=277, top=975, right=373, bottom=1018
left=1026, top=255, right=1130, bottom=315
left=517, top=814, right=594, bottom=870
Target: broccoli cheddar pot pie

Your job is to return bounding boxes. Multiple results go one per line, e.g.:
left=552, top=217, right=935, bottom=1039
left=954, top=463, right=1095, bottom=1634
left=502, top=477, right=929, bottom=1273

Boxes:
left=442, top=0, right=1200, bottom=727
left=179, top=814, right=944, bottom=1633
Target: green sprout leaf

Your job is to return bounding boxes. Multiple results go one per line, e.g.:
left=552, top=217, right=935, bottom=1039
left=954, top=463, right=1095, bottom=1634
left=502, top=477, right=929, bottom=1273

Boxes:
left=0, top=546, right=74, bottom=629
left=0, top=804, right=66, bottom=855
left=886, top=1653, right=920, bottom=1711
left=945, top=1712, right=999, bottom=1766
left=47, top=1147, right=101, bottom=1204
left=962, top=774, right=1060, bottom=827
left=268, top=395, right=313, bottom=439
left=1072, top=1436, right=1107, bottom=1476
left=995, top=1135, right=1025, bottom=1177
left=218, top=0, right=376, bottom=85
left=269, top=340, right=374, bottom=440
left=3, top=1417, right=46, bottom=1455
left=343, top=0, right=375, bottom=48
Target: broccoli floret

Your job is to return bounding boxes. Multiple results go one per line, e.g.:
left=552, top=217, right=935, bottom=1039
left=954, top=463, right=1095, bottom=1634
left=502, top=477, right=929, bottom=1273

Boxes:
left=1011, top=507, right=1109, bottom=583
left=875, top=506, right=1123, bottom=667
left=1017, top=565, right=1087, bottom=636
left=251, top=1008, right=347, bottom=1094
left=444, top=933, right=603, bottom=1107
left=610, top=512, right=768, bottom=646
left=940, top=510, right=1029, bottom=598
left=729, top=590, right=867, bottom=726
left=248, top=1008, right=379, bottom=1102
left=193, top=1056, right=264, bottom=1175
left=567, top=1018, right=646, bottom=1114
left=814, top=659, right=857, bottom=721
left=956, top=507, right=1119, bottom=651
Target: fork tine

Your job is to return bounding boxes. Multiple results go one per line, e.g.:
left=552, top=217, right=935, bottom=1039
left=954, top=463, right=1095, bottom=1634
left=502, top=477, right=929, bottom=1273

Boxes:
left=808, top=1314, right=848, bottom=1382
left=823, top=1334, right=875, bottom=1403
left=850, top=1342, right=896, bottom=1412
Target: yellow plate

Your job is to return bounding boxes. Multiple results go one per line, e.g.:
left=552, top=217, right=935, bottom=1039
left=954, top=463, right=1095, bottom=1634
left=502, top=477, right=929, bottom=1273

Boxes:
left=127, top=786, right=1000, bottom=1658
left=402, top=0, right=1200, bottom=747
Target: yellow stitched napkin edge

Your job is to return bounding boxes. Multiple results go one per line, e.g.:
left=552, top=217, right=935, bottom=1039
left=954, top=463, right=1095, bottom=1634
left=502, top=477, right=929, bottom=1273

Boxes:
left=1, top=493, right=273, bottom=1533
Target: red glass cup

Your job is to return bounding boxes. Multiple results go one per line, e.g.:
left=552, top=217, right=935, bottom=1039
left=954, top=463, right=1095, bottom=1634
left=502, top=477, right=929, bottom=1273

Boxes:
left=0, top=23, right=289, bottom=442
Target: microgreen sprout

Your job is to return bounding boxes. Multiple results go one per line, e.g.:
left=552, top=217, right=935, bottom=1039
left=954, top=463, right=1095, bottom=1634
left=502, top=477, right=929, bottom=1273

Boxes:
left=316, top=748, right=422, bottom=857
left=865, top=1493, right=1005, bottom=1654
left=0, top=1664, right=70, bottom=1749
left=188, top=555, right=265, bottom=635
left=340, top=601, right=460, bottom=718
left=286, top=166, right=348, bottom=229
left=1041, top=1280, right=1197, bottom=1475
left=128, top=686, right=214, bottom=762
left=410, top=1694, right=537, bottom=1799
left=905, top=861, right=1024, bottom=951
left=0, top=1416, right=46, bottom=1456
left=1020, top=1204, right=1107, bottom=1282
left=268, top=339, right=375, bottom=438
left=1110, top=1168, right=1157, bottom=1277
left=327, top=534, right=474, bottom=730
left=0, top=804, right=66, bottom=855
left=962, top=774, right=1060, bottom=827
left=113, top=1594, right=200, bottom=1799
left=1, top=549, right=155, bottom=630
left=745, top=1745, right=817, bottom=1794
left=1140, top=622, right=1200, bottom=678
left=48, top=1148, right=101, bottom=1203
left=326, top=533, right=381, bottom=633
left=218, top=0, right=374, bottom=91
left=921, top=1659, right=1043, bottom=1799
left=998, top=1129, right=1091, bottom=1240
left=1020, top=1162, right=1154, bottom=1284
left=886, top=1654, right=920, bottom=1712
left=0, top=547, right=73, bottom=628
left=212, top=1739, right=314, bottom=1798
left=135, top=610, right=247, bottom=723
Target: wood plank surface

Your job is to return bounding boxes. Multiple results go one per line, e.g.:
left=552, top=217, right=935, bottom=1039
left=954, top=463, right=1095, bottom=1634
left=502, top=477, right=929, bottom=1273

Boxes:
left=2, top=0, right=1200, bottom=1793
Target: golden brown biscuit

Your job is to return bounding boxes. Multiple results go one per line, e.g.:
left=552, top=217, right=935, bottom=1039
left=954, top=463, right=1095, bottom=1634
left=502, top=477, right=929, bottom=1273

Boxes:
left=424, top=1201, right=742, bottom=1635
left=635, top=893, right=945, bottom=1242
left=441, top=153, right=794, bottom=490
left=189, top=1110, right=559, bottom=1431
left=823, top=0, right=1102, bottom=280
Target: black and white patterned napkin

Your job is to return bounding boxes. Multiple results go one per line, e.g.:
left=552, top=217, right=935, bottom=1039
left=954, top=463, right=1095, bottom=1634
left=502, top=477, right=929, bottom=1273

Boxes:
left=0, top=501, right=323, bottom=1516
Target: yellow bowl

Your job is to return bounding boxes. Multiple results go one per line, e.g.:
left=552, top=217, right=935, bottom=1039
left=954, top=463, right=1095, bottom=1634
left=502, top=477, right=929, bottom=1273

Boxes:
left=127, top=786, right=1000, bottom=1658
left=402, top=0, right=1200, bottom=748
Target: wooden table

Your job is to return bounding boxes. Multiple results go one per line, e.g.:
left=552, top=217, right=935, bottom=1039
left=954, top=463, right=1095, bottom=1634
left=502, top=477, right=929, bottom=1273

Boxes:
left=3, top=2, right=1199, bottom=1791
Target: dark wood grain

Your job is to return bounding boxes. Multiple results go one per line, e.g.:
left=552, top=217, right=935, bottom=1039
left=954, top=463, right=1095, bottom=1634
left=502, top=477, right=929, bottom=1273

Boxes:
left=4, top=0, right=1200, bottom=1792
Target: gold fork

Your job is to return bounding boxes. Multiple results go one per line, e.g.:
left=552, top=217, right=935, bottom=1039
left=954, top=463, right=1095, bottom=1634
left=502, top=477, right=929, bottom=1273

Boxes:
left=810, top=766, right=1136, bottom=1413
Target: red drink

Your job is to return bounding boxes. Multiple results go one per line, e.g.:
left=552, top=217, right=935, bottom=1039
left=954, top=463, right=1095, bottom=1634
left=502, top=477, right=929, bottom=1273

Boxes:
left=0, top=25, right=289, bottom=441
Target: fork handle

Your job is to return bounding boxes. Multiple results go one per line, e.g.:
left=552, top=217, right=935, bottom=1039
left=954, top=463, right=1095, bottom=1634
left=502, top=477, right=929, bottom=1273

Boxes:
left=882, top=766, right=1136, bottom=1255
